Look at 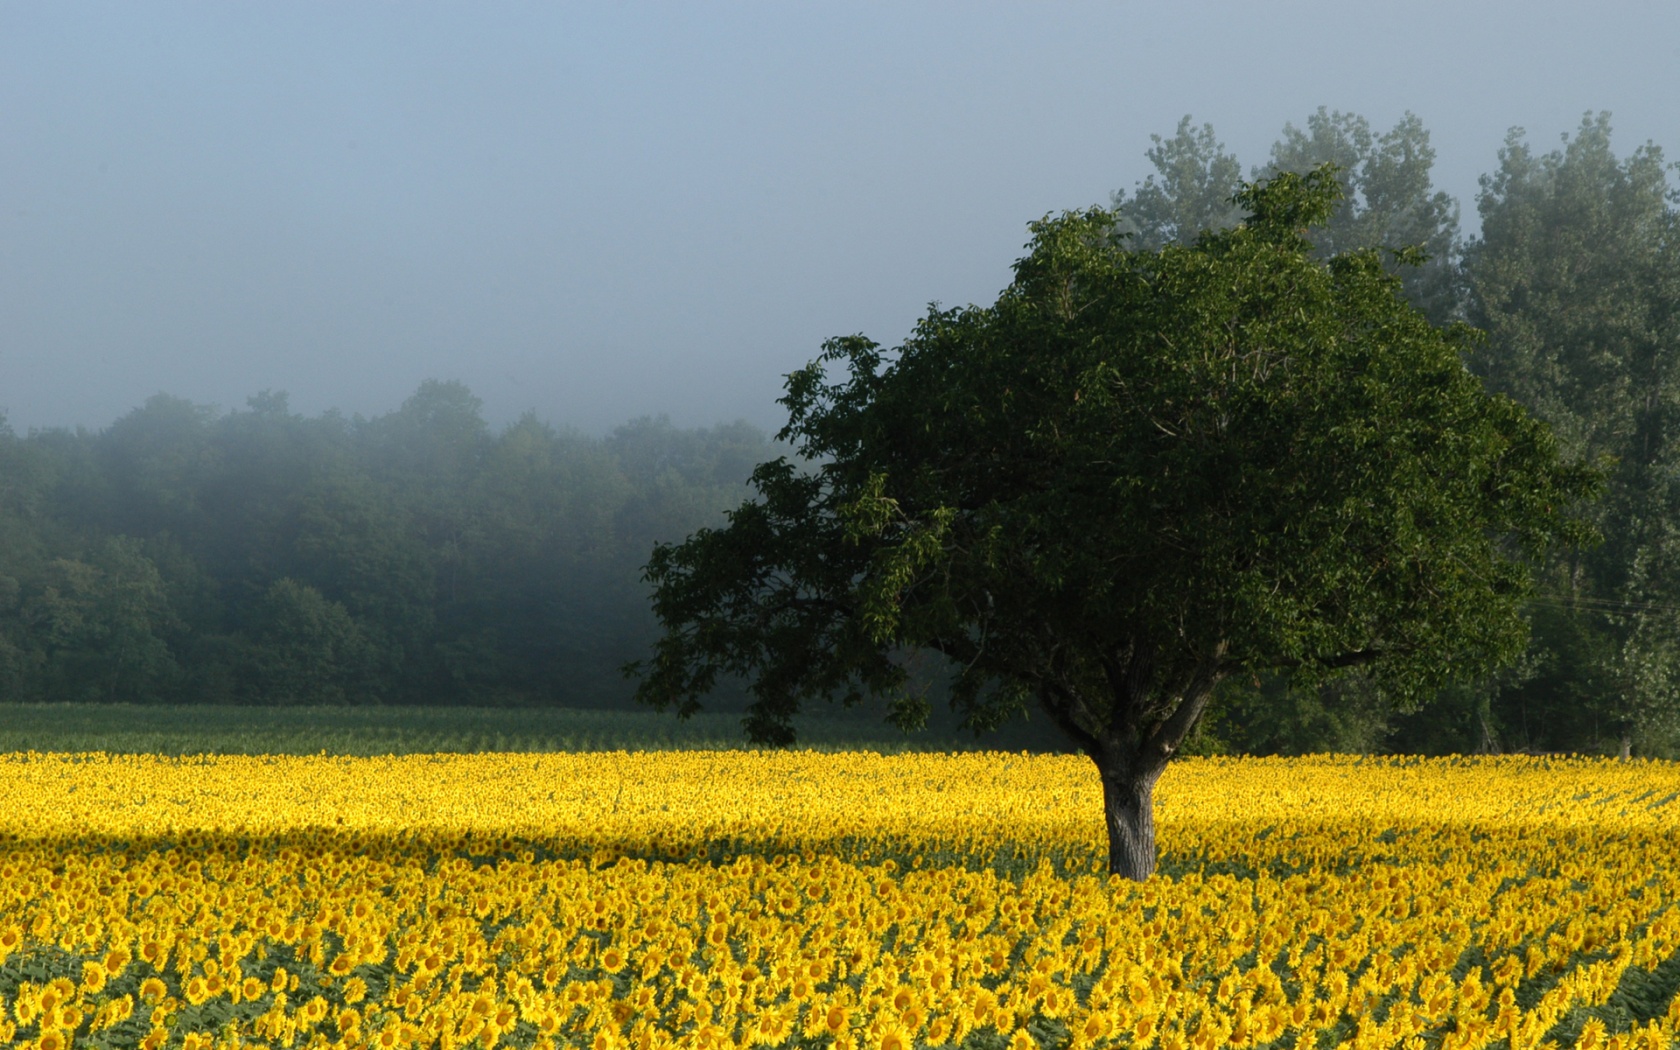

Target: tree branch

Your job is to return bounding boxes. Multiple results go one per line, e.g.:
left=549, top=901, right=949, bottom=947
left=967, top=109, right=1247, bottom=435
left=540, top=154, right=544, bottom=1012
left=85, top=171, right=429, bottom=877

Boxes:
left=1141, top=643, right=1227, bottom=767
left=1035, top=682, right=1103, bottom=756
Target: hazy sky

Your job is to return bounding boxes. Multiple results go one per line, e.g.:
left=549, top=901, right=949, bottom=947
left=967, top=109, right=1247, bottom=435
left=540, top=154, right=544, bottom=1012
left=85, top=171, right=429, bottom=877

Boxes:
left=3, top=2, right=1677, bottom=436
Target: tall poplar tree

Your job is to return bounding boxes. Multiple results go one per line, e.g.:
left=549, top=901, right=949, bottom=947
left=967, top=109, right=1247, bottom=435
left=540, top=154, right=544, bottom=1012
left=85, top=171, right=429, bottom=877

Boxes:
left=1466, top=113, right=1680, bottom=757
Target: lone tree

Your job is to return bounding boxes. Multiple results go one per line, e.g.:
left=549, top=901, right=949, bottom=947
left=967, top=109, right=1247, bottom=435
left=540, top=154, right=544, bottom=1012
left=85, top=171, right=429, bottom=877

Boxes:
left=630, top=169, right=1595, bottom=880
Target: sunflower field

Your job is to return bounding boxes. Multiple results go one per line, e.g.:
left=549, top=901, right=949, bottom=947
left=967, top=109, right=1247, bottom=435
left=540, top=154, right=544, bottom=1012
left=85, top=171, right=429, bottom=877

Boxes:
left=3, top=751, right=1679, bottom=1050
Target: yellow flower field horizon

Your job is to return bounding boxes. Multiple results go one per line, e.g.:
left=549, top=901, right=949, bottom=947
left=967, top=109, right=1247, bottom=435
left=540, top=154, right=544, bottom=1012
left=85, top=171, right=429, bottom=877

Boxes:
left=7, top=750, right=1679, bottom=849
left=3, top=752, right=1679, bottom=1049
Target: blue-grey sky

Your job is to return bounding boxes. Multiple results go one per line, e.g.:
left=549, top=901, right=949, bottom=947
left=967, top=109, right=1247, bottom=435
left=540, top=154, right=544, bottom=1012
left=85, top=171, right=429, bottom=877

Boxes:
left=3, top=2, right=1677, bottom=435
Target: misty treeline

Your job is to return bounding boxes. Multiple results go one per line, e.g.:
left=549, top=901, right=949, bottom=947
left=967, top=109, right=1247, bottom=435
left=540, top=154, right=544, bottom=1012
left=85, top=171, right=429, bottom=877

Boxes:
left=0, top=382, right=774, bottom=710
left=2, top=108, right=1678, bottom=758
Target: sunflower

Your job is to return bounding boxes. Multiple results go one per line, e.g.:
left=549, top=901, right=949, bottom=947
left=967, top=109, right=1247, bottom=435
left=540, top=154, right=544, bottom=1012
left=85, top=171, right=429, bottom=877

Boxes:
left=183, top=975, right=210, bottom=1007
left=40, top=980, right=71, bottom=1013
left=824, top=1003, right=851, bottom=1035
left=592, top=1024, right=625, bottom=1050
left=749, top=1008, right=791, bottom=1045
left=1629, top=1022, right=1668, bottom=1050
left=799, top=1002, right=830, bottom=1038
left=138, top=977, right=167, bottom=1003
left=880, top=1021, right=920, bottom=1048
left=1576, top=1019, right=1607, bottom=1050
left=1077, top=1011, right=1113, bottom=1043
left=12, top=989, right=40, bottom=1027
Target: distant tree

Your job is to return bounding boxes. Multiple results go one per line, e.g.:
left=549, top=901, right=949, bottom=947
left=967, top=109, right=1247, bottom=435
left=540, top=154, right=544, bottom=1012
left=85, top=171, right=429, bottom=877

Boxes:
left=291, top=475, right=436, bottom=697
left=1465, top=112, right=1680, bottom=757
left=632, top=169, right=1593, bottom=878
left=30, top=537, right=179, bottom=703
left=1111, top=116, right=1244, bottom=250
left=450, top=414, right=634, bottom=704
left=94, top=394, right=220, bottom=537
left=247, top=578, right=376, bottom=705
left=608, top=417, right=780, bottom=555
left=0, top=416, right=52, bottom=700
left=361, top=380, right=491, bottom=488
left=1115, top=111, right=1462, bottom=323
left=1260, top=108, right=1462, bottom=323
left=359, top=380, right=491, bottom=611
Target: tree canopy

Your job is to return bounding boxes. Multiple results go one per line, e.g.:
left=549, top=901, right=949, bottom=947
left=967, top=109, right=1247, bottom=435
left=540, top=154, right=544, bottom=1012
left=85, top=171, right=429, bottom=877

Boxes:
left=632, top=168, right=1596, bottom=878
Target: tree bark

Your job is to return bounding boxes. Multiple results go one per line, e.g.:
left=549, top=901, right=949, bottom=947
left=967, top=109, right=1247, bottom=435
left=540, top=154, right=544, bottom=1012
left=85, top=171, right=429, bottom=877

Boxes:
left=1619, top=731, right=1633, bottom=761
left=1097, top=757, right=1164, bottom=880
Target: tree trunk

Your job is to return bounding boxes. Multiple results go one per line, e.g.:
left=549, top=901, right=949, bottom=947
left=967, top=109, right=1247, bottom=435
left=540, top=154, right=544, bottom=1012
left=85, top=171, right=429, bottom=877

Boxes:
left=1476, top=693, right=1502, bottom=754
left=1040, top=656, right=1222, bottom=882
left=1097, top=758, right=1163, bottom=880
left=1619, top=731, right=1633, bottom=761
